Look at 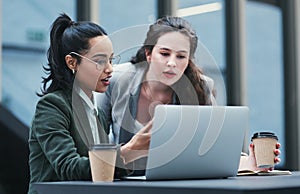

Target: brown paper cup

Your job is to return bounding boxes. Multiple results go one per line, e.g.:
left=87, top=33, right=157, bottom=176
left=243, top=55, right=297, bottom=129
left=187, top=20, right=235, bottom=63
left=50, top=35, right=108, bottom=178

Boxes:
left=251, top=132, right=278, bottom=168
left=88, top=144, right=117, bottom=182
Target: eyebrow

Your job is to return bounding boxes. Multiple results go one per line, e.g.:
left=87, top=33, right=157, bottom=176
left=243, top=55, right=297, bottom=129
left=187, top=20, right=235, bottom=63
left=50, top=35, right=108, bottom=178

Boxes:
left=159, top=47, right=188, bottom=54
left=91, top=53, right=108, bottom=58
left=91, top=53, right=115, bottom=59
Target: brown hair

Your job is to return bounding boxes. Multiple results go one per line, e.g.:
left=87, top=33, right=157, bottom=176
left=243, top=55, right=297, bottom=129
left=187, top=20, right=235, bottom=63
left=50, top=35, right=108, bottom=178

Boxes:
left=131, top=16, right=211, bottom=105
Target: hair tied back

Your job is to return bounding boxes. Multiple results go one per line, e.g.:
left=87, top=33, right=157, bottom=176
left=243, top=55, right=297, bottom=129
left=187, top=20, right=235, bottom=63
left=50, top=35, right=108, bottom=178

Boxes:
left=68, top=20, right=75, bottom=27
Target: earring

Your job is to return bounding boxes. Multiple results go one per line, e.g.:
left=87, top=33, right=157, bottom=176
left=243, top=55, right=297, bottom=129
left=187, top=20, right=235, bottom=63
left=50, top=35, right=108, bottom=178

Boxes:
left=72, top=69, right=75, bottom=74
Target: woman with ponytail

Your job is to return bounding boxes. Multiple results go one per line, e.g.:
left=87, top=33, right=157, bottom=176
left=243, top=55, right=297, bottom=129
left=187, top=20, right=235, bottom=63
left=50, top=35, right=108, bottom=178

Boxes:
left=28, top=13, right=150, bottom=194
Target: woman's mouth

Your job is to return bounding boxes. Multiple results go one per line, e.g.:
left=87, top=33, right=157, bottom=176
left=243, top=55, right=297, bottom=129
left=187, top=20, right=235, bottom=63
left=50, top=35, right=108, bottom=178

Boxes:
left=101, top=76, right=111, bottom=86
left=163, top=71, right=177, bottom=78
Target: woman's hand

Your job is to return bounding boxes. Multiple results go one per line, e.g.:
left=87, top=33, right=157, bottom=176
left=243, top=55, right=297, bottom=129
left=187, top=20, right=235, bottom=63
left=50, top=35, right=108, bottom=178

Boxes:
left=239, top=143, right=281, bottom=172
left=120, top=120, right=153, bottom=164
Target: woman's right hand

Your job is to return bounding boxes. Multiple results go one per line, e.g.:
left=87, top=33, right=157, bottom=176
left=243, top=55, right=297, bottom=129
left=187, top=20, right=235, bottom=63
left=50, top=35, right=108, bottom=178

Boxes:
left=120, top=120, right=153, bottom=164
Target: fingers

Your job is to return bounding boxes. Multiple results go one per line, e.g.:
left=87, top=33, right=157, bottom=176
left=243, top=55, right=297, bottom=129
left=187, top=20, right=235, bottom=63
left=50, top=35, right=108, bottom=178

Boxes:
left=250, top=143, right=254, bottom=149
left=248, top=143, right=255, bottom=156
left=275, top=157, right=281, bottom=164
left=248, top=142, right=281, bottom=171
left=250, top=143, right=281, bottom=166
left=251, top=143, right=281, bottom=156
left=274, top=148, right=281, bottom=164
left=137, top=120, right=153, bottom=134
left=134, top=120, right=153, bottom=145
left=274, top=143, right=281, bottom=162
left=143, top=119, right=153, bottom=133
left=274, top=149, right=281, bottom=156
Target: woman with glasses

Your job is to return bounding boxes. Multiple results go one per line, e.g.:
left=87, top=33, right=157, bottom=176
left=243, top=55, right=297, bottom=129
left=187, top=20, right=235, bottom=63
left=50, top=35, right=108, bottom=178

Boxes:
left=28, top=13, right=149, bottom=194
left=97, top=16, right=281, bottom=175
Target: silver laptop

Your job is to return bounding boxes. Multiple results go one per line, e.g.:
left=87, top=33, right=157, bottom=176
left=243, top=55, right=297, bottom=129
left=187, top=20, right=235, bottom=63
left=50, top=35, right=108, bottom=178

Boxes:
left=124, top=105, right=249, bottom=180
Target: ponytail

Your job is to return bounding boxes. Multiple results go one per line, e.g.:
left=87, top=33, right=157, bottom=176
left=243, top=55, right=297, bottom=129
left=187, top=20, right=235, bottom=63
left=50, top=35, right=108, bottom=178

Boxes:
left=38, top=13, right=107, bottom=96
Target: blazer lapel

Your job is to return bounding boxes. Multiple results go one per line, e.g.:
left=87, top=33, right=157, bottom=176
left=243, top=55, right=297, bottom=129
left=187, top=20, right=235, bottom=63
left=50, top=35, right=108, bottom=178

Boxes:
left=94, top=109, right=109, bottom=143
left=72, top=92, right=94, bottom=147
left=119, top=64, right=146, bottom=144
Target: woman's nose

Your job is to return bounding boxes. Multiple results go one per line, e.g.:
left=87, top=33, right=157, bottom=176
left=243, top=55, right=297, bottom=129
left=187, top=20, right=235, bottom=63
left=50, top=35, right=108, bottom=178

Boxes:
left=105, top=63, right=113, bottom=74
left=167, top=55, right=176, bottom=67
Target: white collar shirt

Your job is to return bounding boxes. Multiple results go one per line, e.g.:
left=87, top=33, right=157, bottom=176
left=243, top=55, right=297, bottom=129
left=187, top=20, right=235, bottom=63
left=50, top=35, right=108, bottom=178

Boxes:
left=75, top=87, right=100, bottom=144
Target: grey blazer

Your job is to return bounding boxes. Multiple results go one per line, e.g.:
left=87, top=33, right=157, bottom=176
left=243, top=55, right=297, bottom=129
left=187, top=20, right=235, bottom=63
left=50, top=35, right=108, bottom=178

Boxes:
left=96, top=62, right=216, bottom=144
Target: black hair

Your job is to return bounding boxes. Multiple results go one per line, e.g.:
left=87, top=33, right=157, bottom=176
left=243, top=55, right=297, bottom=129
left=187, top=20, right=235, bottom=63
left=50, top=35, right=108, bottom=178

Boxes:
left=38, top=13, right=107, bottom=96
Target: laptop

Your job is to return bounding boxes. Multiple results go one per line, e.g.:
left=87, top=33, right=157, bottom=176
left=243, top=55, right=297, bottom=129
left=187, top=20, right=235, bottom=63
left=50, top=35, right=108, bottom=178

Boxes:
left=124, top=105, right=249, bottom=180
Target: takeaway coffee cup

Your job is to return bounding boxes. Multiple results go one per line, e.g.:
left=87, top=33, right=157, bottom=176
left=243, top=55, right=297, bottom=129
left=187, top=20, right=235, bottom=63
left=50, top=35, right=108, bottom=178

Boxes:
left=88, top=144, right=117, bottom=182
left=251, top=132, right=278, bottom=168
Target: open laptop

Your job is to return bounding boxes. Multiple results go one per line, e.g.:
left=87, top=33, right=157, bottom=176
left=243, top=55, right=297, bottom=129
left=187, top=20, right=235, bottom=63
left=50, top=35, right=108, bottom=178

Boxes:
left=124, top=105, right=249, bottom=180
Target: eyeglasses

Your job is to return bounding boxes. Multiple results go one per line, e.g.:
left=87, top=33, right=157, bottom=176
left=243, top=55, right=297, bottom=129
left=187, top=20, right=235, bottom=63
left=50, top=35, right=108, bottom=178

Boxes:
left=69, top=52, right=120, bottom=70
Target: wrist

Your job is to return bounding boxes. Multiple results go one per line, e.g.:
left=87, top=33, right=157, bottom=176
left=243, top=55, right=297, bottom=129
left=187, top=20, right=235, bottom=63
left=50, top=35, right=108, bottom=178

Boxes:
left=120, top=144, right=130, bottom=165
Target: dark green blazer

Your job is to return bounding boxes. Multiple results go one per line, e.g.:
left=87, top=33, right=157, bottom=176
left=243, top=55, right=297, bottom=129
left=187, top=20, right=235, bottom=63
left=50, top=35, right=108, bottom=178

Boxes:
left=27, top=89, right=124, bottom=194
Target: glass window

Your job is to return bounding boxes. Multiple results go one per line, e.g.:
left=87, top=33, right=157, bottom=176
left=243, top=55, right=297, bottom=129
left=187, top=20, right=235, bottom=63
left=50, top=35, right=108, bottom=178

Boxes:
left=246, top=1, right=284, bottom=167
left=99, top=0, right=156, bottom=33
left=98, top=0, right=156, bottom=65
left=2, top=0, right=75, bottom=125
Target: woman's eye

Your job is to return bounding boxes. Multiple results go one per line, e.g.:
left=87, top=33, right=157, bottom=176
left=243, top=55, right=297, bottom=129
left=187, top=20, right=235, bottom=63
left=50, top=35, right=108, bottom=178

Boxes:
left=177, top=55, right=186, bottom=59
left=96, top=59, right=107, bottom=65
left=161, top=52, right=170, bottom=56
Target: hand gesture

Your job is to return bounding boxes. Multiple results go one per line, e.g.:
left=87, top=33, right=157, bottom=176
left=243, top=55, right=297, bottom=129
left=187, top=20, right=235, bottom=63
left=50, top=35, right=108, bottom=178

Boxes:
left=120, top=120, right=153, bottom=164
